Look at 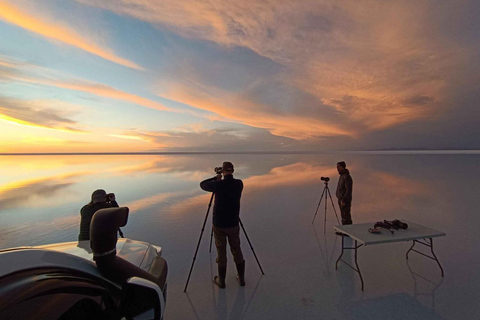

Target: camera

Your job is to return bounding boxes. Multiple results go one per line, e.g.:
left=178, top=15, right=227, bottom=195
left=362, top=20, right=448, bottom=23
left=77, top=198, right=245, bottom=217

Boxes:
left=214, top=167, right=223, bottom=174
left=106, top=193, right=114, bottom=202
left=320, top=177, right=330, bottom=182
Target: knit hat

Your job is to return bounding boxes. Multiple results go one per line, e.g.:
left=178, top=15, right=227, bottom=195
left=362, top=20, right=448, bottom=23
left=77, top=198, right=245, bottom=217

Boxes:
left=222, top=161, right=234, bottom=172
left=91, top=189, right=107, bottom=204
left=337, top=161, right=346, bottom=168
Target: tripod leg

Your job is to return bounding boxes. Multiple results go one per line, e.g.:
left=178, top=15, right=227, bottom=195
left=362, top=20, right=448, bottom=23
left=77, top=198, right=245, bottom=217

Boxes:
left=239, top=218, right=265, bottom=275
left=326, top=187, right=341, bottom=224
left=312, top=188, right=327, bottom=224
left=209, top=227, right=214, bottom=252
left=184, top=193, right=214, bottom=292
left=324, top=188, right=328, bottom=234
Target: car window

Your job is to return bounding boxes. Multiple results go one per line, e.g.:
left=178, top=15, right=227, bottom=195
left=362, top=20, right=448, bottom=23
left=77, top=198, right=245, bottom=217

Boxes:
left=0, top=268, right=120, bottom=320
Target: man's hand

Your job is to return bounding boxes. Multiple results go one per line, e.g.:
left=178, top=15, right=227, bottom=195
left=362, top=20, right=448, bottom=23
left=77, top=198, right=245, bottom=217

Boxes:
left=215, top=174, right=222, bottom=181
left=107, top=193, right=116, bottom=202
left=340, top=200, right=345, bottom=207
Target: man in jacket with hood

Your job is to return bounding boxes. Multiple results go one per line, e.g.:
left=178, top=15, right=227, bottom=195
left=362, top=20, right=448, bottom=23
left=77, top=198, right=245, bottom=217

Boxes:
left=336, top=161, right=353, bottom=225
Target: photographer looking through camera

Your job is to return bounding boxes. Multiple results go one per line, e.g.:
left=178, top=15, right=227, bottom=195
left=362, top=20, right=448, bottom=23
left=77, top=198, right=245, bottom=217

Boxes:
left=78, top=189, right=119, bottom=241
left=200, top=162, right=245, bottom=288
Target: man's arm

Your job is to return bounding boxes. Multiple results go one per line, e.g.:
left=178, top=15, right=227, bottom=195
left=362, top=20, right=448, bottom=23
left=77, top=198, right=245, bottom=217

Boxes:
left=343, top=176, right=353, bottom=203
left=200, top=177, right=217, bottom=192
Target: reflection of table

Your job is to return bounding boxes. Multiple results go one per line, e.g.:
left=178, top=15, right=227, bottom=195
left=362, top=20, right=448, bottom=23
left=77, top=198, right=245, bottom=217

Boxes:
left=334, top=220, right=446, bottom=291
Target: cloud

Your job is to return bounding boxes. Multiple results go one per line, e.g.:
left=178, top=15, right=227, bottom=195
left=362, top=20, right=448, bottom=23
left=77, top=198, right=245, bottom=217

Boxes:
left=117, top=123, right=301, bottom=151
left=0, top=96, right=85, bottom=133
left=8, top=71, right=205, bottom=118
left=75, top=0, right=469, bottom=141
left=0, top=1, right=142, bottom=70
left=159, top=82, right=353, bottom=140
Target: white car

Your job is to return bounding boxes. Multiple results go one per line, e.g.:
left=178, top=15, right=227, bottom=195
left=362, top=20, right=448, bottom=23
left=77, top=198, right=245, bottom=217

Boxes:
left=0, top=207, right=168, bottom=320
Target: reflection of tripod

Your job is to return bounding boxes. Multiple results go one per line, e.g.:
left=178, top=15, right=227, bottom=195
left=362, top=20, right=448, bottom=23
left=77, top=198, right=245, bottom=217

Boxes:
left=312, top=180, right=340, bottom=233
left=184, top=193, right=264, bottom=292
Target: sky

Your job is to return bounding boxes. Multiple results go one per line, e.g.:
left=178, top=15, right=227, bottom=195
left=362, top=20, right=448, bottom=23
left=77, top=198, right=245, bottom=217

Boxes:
left=0, top=0, right=479, bottom=153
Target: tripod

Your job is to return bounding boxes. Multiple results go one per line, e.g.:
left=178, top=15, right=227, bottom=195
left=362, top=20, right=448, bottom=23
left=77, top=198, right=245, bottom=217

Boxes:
left=184, top=193, right=264, bottom=292
left=312, top=179, right=340, bottom=233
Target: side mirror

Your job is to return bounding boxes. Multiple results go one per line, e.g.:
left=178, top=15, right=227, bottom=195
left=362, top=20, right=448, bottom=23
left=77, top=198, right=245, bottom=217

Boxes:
left=121, top=277, right=164, bottom=320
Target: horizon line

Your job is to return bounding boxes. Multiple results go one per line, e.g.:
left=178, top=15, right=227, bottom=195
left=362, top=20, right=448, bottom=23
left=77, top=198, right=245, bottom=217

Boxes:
left=1, top=149, right=480, bottom=156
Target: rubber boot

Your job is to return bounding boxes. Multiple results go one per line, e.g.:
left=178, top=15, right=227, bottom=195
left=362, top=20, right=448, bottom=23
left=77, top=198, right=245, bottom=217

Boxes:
left=236, top=261, right=245, bottom=286
left=213, top=265, right=226, bottom=288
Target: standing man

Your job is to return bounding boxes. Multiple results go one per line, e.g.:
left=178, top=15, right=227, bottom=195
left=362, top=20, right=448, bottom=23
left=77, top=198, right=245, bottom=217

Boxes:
left=200, top=161, right=245, bottom=288
left=336, top=161, right=353, bottom=225
left=79, top=189, right=119, bottom=241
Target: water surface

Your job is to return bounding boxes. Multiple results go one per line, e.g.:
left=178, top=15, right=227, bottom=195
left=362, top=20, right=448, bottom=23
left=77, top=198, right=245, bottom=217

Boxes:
left=1, top=153, right=479, bottom=319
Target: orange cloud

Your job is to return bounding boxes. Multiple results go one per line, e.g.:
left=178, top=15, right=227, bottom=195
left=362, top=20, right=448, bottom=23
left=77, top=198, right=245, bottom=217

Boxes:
left=0, top=97, right=85, bottom=133
left=79, top=1, right=460, bottom=135
left=0, top=1, right=142, bottom=70
left=12, top=75, right=201, bottom=117
left=161, top=83, right=353, bottom=140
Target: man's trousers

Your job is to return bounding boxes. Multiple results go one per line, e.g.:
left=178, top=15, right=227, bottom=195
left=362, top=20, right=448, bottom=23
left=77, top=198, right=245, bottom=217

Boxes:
left=213, top=225, right=244, bottom=267
left=338, top=200, right=352, bottom=225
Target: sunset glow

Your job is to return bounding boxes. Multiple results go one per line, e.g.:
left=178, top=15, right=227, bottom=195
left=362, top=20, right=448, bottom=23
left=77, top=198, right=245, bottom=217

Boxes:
left=1, top=0, right=478, bottom=153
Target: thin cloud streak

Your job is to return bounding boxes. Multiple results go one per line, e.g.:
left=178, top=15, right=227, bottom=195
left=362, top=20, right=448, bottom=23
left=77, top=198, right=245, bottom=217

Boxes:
left=160, top=83, right=353, bottom=140
left=0, top=0, right=142, bottom=70
left=0, top=97, right=85, bottom=133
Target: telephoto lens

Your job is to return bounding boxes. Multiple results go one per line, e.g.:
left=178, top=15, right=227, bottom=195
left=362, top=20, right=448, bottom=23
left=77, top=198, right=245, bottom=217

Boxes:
left=320, top=176, right=330, bottom=182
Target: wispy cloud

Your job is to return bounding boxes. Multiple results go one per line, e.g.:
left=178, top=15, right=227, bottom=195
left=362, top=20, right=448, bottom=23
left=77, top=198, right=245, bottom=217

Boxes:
left=0, top=97, right=85, bottom=133
left=159, top=82, right=353, bottom=140
left=0, top=0, right=142, bottom=70
left=117, top=124, right=300, bottom=151
left=76, top=0, right=465, bottom=137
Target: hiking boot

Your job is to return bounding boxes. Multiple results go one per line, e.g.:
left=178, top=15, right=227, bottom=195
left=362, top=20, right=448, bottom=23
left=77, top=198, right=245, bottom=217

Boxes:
left=236, top=261, right=245, bottom=286
left=213, top=265, right=226, bottom=288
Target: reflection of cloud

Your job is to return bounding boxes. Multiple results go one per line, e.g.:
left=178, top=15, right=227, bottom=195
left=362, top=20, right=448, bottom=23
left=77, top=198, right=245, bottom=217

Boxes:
left=244, top=162, right=335, bottom=190
left=124, top=191, right=181, bottom=212
left=0, top=1, right=142, bottom=70
left=166, top=162, right=335, bottom=216
left=0, top=176, right=77, bottom=210
left=0, top=97, right=85, bottom=133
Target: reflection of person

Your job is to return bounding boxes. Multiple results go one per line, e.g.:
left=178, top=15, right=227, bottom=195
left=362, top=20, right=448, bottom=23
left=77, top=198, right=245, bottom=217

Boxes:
left=200, top=162, right=245, bottom=288
left=336, top=161, right=353, bottom=225
left=78, top=189, right=119, bottom=241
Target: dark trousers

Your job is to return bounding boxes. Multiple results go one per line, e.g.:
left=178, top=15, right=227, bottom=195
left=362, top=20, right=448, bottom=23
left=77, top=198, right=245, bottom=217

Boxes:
left=213, top=225, right=244, bottom=267
left=338, top=200, right=352, bottom=225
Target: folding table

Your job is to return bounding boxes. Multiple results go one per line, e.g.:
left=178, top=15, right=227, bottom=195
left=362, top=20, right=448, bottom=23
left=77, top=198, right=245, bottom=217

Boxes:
left=334, top=220, right=445, bottom=290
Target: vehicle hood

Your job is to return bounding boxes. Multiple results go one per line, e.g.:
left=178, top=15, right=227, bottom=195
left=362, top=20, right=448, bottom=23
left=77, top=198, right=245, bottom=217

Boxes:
left=32, top=238, right=162, bottom=271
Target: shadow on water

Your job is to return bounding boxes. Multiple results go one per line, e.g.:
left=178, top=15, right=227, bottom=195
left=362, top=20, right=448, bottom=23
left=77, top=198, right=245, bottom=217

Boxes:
left=312, top=222, right=338, bottom=277
left=212, top=260, right=263, bottom=320
left=335, top=236, right=444, bottom=320
left=185, top=292, right=201, bottom=320
left=406, top=260, right=445, bottom=310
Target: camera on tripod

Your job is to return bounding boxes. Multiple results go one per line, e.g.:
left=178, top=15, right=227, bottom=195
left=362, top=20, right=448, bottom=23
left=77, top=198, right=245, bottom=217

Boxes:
left=214, top=167, right=223, bottom=174
left=321, top=176, right=330, bottom=182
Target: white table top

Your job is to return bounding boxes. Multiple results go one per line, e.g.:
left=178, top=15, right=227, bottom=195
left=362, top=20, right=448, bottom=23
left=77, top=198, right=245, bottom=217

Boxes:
left=333, top=220, right=446, bottom=246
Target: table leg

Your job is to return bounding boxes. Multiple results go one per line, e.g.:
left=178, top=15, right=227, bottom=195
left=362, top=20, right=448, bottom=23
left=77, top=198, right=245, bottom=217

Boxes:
left=335, top=236, right=365, bottom=290
left=406, top=238, right=444, bottom=277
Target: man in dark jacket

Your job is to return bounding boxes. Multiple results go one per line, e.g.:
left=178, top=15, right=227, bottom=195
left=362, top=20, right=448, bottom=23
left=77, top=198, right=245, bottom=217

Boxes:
left=200, top=161, right=245, bottom=288
left=336, top=161, right=353, bottom=225
left=78, top=189, right=119, bottom=241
